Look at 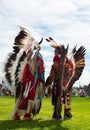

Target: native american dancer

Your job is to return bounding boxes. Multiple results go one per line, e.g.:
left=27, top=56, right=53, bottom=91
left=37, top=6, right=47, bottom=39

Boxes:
left=45, top=37, right=86, bottom=120
left=3, top=26, right=45, bottom=120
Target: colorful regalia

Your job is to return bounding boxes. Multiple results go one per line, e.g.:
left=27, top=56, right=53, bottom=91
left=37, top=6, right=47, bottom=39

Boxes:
left=45, top=37, right=86, bottom=120
left=3, top=26, right=45, bottom=120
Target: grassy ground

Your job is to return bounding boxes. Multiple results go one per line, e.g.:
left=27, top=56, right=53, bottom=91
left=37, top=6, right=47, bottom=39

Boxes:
left=0, top=96, right=90, bottom=130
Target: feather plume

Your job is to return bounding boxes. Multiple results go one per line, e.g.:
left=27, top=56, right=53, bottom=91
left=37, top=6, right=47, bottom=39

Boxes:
left=67, top=46, right=86, bottom=90
left=3, top=27, right=32, bottom=93
left=46, top=37, right=58, bottom=48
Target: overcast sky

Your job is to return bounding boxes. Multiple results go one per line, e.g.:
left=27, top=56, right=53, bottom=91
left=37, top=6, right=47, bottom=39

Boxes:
left=0, top=0, right=90, bottom=86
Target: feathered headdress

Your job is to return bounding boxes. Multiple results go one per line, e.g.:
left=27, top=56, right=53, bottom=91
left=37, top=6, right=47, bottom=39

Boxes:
left=3, top=26, right=43, bottom=94
left=46, top=37, right=86, bottom=91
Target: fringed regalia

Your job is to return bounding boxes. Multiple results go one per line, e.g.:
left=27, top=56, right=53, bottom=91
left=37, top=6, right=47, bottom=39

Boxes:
left=3, top=27, right=45, bottom=120
left=18, top=52, right=45, bottom=115
left=45, top=37, right=86, bottom=120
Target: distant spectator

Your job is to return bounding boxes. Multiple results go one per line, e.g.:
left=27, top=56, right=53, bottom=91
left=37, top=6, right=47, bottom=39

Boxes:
left=5, top=88, right=10, bottom=96
left=79, top=88, right=85, bottom=97
left=2, top=81, right=6, bottom=95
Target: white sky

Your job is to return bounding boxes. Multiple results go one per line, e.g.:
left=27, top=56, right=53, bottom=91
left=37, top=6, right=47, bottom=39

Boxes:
left=0, top=0, right=90, bottom=87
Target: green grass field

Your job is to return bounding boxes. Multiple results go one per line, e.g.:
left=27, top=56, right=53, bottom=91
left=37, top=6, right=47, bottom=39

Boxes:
left=0, top=96, right=90, bottom=130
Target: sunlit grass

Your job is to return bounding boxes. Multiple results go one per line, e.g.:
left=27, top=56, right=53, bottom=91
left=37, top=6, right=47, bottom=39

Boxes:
left=0, top=96, right=90, bottom=130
